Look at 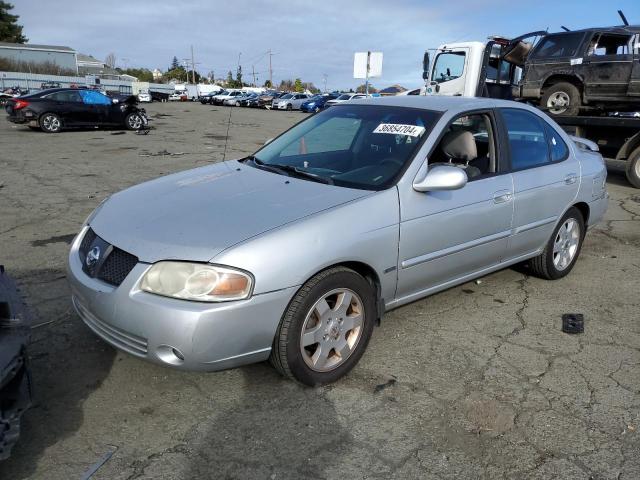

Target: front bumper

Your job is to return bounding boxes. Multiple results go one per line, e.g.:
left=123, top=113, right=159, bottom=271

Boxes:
left=67, top=228, right=297, bottom=372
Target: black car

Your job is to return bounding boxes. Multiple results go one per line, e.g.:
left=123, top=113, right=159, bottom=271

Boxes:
left=516, top=25, right=640, bottom=115
left=0, top=266, right=32, bottom=461
left=238, top=92, right=259, bottom=107
left=5, top=88, right=148, bottom=133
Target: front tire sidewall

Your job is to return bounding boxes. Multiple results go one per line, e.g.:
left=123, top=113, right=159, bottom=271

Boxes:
left=543, top=208, right=585, bottom=279
left=125, top=113, right=143, bottom=130
left=625, top=147, right=640, bottom=189
left=277, top=269, right=376, bottom=386
left=40, top=113, right=62, bottom=133
left=541, top=82, right=581, bottom=116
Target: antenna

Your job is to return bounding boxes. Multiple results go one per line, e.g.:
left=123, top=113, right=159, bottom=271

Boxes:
left=560, top=25, right=571, bottom=32
left=618, top=10, right=629, bottom=26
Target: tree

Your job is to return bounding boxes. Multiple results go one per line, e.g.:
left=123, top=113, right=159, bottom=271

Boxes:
left=105, top=52, right=116, bottom=69
left=356, top=84, right=378, bottom=93
left=170, top=56, right=180, bottom=71
left=122, top=67, right=154, bottom=82
left=236, top=66, right=243, bottom=88
left=164, top=67, right=187, bottom=82
left=293, top=78, right=303, bottom=93
left=0, top=2, right=27, bottom=43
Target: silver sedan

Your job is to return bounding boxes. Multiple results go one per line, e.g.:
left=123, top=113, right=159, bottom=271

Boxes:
left=67, top=96, right=608, bottom=386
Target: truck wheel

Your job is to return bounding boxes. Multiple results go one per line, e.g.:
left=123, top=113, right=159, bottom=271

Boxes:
left=529, top=207, right=585, bottom=280
left=541, top=82, right=581, bottom=116
left=270, top=266, right=376, bottom=386
left=626, top=146, right=640, bottom=188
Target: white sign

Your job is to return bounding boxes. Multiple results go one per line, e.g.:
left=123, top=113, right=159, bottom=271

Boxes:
left=354, top=52, right=383, bottom=79
left=373, top=123, right=425, bottom=137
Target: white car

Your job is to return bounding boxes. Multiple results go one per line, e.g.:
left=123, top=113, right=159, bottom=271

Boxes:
left=169, top=93, right=182, bottom=101
left=275, top=93, right=311, bottom=110
left=223, top=91, right=250, bottom=106
left=325, top=93, right=368, bottom=107
left=138, top=91, right=152, bottom=103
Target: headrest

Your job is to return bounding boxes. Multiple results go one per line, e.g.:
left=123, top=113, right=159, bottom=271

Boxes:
left=441, top=130, right=477, bottom=161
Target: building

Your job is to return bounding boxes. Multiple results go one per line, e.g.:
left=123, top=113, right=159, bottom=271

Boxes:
left=0, top=42, right=77, bottom=73
left=152, top=68, right=162, bottom=81
left=76, top=53, right=107, bottom=75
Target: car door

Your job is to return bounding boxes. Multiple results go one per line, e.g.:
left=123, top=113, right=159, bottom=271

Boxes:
left=628, top=33, right=640, bottom=96
left=45, top=90, right=85, bottom=124
left=584, top=32, right=634, bottom=98
left=498, top=107, right=579, bottom=261
left=396, top=110, right=514, bottom=301
left=78, top=90, right=112, bottom=124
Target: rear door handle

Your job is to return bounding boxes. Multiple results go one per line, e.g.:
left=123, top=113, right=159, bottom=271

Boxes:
left=493, top=190, right=513, bottom=204
left=564, top=173, right=578, bottom=185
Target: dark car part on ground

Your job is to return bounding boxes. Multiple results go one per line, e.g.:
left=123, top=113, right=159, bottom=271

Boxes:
left=562, top=313, right=584, bottom=334
left=0, top=266, right=33, bottom=461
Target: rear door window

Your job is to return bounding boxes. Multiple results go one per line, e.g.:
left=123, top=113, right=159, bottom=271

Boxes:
left=46, top=91, right=82, bottom=102
left=501, top=109, right=550, bottom=170
left=531, top=32, right=584, bottom=59
left=588, top=33, right=633, bottom=56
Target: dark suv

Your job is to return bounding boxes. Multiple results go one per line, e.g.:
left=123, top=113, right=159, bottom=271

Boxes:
left=517, top=25, right=640, bottom=115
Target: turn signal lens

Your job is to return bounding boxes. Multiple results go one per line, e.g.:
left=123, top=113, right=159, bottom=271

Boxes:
left=140, top=262, right=253, bottom=302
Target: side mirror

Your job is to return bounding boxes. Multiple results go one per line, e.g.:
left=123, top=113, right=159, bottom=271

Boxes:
left=422, top=51, right=430, bottom=80
left=413, top=164, right=467, bottom=192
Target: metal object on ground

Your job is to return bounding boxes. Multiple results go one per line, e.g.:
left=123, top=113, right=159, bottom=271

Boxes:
left=562, top=313, right=584, bottom=334
left=0, top=265, right=33, bottom=461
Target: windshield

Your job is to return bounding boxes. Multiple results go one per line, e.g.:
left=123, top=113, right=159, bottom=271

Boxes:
left=431, top=51, right=465, bottom=84
left=280, top=94, right=293, bottom=99
left=250, top=105, right=440, bottom=190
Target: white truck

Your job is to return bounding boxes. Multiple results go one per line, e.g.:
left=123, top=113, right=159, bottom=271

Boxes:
left=421, top=31, right=640, bottom=188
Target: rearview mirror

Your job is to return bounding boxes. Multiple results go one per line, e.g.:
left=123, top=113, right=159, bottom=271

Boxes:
left=413, top=164, right=467, bottom=192
left=422, top=51, right=430, bottom=80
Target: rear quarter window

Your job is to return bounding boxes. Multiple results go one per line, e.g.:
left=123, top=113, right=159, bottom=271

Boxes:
left=531, top=32, right=585, bottom=59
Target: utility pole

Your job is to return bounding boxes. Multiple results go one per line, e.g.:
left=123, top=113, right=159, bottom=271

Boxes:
left=322, top=73, right=328, bottom=93
left=268, top=49, right=273, bottom=87
left=237, top=52, right=242, bottom=88
left=191, top=45, right=196, bottom=84
left=252, top=65, right=256, bottom=86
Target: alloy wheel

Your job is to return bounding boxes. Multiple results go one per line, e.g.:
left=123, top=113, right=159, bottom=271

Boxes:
left=553, top=218, right=580, bottom=271
left=128, top=114, right=142, bottom=130
left=547, top=91, right=570, bottom=114
left=300, top=288, right=364, bottom=372
left=42, top=114, right=60, bottom=132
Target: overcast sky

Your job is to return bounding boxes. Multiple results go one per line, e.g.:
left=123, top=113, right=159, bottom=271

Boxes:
left=12, top=0, right=640, bottom=90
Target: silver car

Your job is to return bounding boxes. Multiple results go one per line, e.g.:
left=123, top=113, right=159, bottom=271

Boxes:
left=275, top=93, right=310, bottom=110
left=67, top=96, right=608, bottom=386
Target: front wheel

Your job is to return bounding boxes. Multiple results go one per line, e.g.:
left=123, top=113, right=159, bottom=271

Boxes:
left=286, top=103, right=292, bottom=111
left=125, top=112, right=143, bottom=130
left=270, top=267, right=376, bottom=386
left=40, top=113, right=62, bottom=133
left=625, top=146, right=640, bottom=189
left=529, top=207, right=585, bottom=279
left=541, top=82, right=581, bottom=116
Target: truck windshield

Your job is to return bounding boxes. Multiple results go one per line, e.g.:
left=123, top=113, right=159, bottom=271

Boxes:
left=250, top=104, right=441, bottom=190
left=432, top=52, right=465, bottom=84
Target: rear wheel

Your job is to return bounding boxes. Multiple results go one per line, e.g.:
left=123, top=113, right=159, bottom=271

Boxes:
left=286, top=103, right=293, bottom=111
left=541, top=82, right=581, bottom=116
left=625, top=146, right=640, bottom=189
left=40, top=113, right=62, bottom=133
left=529, top=207, right=585, bottom=280
left=270, top=267, right=376, bottom=386
left=125, top=112, right=143, bottom=130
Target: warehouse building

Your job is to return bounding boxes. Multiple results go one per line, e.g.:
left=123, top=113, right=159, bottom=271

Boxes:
left=0, top=42, right=78, bottom=73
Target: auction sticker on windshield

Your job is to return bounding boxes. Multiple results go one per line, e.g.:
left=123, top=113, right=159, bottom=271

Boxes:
left=373, top=123, right=426, bottom=137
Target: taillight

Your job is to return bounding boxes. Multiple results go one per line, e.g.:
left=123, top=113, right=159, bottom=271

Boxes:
left=13, top=99, right=29, bottom=110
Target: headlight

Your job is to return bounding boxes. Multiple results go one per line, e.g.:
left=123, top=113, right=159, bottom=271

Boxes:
left=140, top=262, right=253, bottom=302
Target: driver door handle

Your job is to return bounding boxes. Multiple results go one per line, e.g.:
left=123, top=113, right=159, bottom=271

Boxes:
left=493, top=190, right=513, bottom=204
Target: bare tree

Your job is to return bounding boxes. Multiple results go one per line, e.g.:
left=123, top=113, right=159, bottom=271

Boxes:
left=105, top=52, right=116, bottom=68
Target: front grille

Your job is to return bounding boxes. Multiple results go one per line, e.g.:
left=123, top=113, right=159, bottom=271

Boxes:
left=79, top=228, right=138, bottom=287
left=97, top=248, right=138, bottom=286
left=73, top=296, right=148, bottom=356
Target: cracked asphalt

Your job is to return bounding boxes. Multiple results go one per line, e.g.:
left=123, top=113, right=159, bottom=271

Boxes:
left=0, top=102, right=638, bottom=479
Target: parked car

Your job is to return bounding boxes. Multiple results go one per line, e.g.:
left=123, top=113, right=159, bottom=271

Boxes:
left=150, top=91, right=170, bottom=102
left=217, top=90, right=245, bottom=105
left=238, top=92, right=259, bottom=107
left=275, top=93, right=311, bottom=110
left=138, top=91, right=152, bottom=103
left=6, top=88, right=148, bottom=133
left=325, top=93, right=368, bottom=107
left=301, top=93, right=340, bottom=113
left=169, top=92, right=182, bottom=101
left=252, top=91, right=282, bottom=109
left=67, top=96, right=607, bottom=386
left=0, top=266, right=32, bottom=461
left=40, top=81, right=62, bottom=89
left=515, top=25, right=640, bottom=115
left=199, top=92, right=218, bottom=104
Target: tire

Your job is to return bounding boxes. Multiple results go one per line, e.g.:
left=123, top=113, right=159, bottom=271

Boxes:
left=270, top=267, right=376, bottom=386
left=40, top=113, right=62, bottom=133
left=286, top=103, right=292, bottom=111
left=529, top=207, right=585, bottom=280
left=125, top=112, right=143, bottom=130
left=541, top=82, right=581, bottom=116
left=625, top=146, right=640, bottom=189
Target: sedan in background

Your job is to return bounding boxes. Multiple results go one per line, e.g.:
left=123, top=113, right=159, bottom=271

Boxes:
left=275, top=93, right=311, bottom=110
left=67, top=96, right=607, bottom=386
left=301, top=93, right=339, bottom=113
left=138, top=91, right=152, bottom=103
left=169, top=92, right=182, bottom=101
left=325, top=93, right=368, bottom=108
left=6, top=88, right=148, bottom=132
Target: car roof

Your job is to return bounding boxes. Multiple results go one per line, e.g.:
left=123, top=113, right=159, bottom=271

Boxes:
left=549, top=24, right=640, bottom=35
left=348, top=95, right=531, bottom=113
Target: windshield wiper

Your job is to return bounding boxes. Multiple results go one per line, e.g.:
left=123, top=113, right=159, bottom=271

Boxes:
left=246, top=156, right=333, bottom=185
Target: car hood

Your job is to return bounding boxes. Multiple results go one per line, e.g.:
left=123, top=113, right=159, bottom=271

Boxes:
left=90, top=160, right=371, bottom=263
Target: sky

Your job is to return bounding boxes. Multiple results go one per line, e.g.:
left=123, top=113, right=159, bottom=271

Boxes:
left=12, top=0, right=640, bottom=90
